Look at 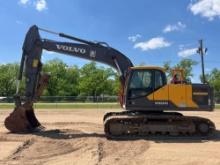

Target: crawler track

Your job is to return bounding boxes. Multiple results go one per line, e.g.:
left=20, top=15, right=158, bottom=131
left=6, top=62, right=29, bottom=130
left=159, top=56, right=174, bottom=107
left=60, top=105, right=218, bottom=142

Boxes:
left=104, top=111, right=216, bottom=139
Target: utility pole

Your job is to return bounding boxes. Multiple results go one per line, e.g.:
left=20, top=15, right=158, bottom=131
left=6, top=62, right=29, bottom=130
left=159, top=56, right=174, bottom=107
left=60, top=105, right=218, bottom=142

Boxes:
left=197, top=39, right=207, bottom=84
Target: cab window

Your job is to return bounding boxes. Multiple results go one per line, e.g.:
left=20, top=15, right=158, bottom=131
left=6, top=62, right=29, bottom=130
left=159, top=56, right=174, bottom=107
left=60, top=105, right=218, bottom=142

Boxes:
left=128, top=70, right=153, bottom=98
left=155, top=70, right=164, bottom=89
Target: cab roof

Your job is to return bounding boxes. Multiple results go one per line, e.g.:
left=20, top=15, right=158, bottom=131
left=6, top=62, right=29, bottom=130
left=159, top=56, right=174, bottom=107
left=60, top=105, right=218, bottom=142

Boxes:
left=130, top=66, right=165, bottom=72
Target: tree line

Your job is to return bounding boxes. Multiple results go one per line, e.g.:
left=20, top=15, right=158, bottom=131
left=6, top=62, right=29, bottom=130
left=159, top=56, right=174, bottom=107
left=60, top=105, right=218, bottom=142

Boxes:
left=0, top=58, right=219, bottom=102
left=0, top=59, right=119, bottom=98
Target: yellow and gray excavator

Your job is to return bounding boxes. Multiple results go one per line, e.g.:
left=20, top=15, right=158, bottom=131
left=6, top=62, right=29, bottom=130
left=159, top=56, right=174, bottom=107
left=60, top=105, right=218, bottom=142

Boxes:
left=5, top=25, right=215, bottom=138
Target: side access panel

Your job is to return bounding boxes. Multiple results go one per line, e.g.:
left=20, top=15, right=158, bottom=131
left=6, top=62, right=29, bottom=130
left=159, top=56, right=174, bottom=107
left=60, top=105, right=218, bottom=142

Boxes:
left=191, top=84, right=214, bottom=111
left=167, top=84, right=214, bottom=111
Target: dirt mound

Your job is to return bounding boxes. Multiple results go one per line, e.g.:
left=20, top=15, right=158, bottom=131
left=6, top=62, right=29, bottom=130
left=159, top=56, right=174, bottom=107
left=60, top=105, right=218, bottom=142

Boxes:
left=10, top=139, right=75, bottom=160
left=95, top=139, right=150, bottom=164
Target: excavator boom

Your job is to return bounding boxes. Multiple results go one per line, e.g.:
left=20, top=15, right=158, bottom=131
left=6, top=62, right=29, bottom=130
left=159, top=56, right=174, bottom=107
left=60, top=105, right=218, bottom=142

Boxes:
left=5, top=25, right=133, bottom=132
left=21, top=25, right=132, bottom=100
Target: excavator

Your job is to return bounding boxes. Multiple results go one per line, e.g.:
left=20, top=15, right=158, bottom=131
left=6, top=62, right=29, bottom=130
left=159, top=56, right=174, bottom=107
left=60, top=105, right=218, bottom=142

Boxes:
left=5, top=25, right=215, bottom=138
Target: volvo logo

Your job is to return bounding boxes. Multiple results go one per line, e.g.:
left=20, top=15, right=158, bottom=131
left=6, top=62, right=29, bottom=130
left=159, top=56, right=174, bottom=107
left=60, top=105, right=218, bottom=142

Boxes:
left=56, top=44, right=86, bottom=54
left=89, top=50, right=96, bottom=58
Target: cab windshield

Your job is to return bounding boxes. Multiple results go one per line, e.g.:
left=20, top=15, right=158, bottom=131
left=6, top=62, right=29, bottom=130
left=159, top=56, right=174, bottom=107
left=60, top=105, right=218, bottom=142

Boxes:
left=127, top=69, right=165, bottom=98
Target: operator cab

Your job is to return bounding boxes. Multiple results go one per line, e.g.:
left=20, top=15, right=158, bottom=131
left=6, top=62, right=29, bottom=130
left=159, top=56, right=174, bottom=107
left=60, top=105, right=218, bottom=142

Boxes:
left=125, top=66, right=167, bottom=110
left=127, top=66, right=166, bottom=98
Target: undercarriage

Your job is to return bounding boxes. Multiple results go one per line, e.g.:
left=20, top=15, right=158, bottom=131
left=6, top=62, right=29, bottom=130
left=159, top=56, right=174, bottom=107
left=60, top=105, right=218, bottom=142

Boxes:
left=104, top=111, right=215, bottom=139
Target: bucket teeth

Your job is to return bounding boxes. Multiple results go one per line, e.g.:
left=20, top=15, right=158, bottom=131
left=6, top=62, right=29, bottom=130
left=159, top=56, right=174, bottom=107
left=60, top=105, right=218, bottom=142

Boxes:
left=4, top=106, right=41, bottom=133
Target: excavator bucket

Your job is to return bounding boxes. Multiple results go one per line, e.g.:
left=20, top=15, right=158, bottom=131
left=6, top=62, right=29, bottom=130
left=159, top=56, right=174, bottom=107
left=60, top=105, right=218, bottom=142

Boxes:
left=4, top=106, right=41, bottom=133
left=4, top=73, right=50, bottom=133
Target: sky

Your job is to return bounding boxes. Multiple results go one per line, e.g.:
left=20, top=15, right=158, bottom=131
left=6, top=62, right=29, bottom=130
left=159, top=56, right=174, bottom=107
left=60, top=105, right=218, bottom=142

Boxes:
left=0, top=0, right=220, bottom=82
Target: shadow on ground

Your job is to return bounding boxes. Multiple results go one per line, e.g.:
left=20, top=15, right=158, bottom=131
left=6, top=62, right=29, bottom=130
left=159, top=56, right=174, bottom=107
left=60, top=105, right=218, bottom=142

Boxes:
left=33, top=129, right=105, bottom=139
left=32, top=129, right=220, bottom=143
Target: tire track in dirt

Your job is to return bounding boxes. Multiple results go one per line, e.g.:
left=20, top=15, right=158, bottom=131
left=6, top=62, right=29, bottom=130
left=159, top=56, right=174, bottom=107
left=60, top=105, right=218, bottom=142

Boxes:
left=96, top=140, right=104, bottom=164
left=21, top=140, right=76, bottom=159
left=9, top=139, right=34, bottom=160
left=0, top=121, right=150, bottom=165
left=3, top=139, right=77, bottom=165
left=92, top=138, right=150, bottom=165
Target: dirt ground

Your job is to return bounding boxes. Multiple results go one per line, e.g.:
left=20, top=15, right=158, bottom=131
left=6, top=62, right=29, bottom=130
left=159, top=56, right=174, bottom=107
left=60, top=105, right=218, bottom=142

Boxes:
left=0, top=109, right=220, bottom=165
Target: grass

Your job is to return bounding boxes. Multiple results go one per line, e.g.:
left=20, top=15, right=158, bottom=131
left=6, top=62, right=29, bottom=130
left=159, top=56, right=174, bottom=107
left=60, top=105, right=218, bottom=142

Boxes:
left=215, top=104, right=220, bottom=109
left=0, top=103, right=219, bottom=109
left=0, top=102, right=121, bottom=109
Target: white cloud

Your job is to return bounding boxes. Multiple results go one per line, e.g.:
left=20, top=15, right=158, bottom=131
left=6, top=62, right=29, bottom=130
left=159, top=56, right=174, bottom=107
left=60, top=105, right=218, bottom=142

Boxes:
left=128, top=34, right=141, bottom=42
left=189, top=0, right=220, bottom=21
left=16, top=20, right=23, bottom=25
left=18, top=0, right=48, bottom=11
left=19, top=0, right=30, bottom=5
left=134, top=37, right=171, bottom=51
left=35, top=0, right=47, bottom=11
left=178, top=48, right=198, bottom=58
left=163, top=21, right=186, bottom=33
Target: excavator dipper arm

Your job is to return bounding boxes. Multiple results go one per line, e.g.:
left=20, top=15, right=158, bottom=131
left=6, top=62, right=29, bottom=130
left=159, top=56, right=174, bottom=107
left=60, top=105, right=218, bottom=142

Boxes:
left=5, top=25, right=133, bottom=133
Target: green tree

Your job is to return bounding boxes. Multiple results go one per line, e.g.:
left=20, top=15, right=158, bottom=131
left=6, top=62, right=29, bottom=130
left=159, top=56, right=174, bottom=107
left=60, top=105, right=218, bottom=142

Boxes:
left=63, top=66, right=80, bottom=96
left=0, top=64, right=19, bottom=96
left=112, top=74, right=120, bottom=95
left=163, top=59, right=198, bottom=81
left=79, top=62, right=116, bottom=101
left=205, top=68, right=220, bottom=102
left=175, top=59, right=198, bottom=79
left=42, top=59, right=79, bottom=96
left=163, top=61, right=172, bottom=79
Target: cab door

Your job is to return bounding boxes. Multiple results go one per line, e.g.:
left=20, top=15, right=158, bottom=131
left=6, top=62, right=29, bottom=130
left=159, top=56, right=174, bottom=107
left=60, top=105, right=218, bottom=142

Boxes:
left=125, top=69, right=155, bottom=110
left=152, top=70, right=169, bottom=108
